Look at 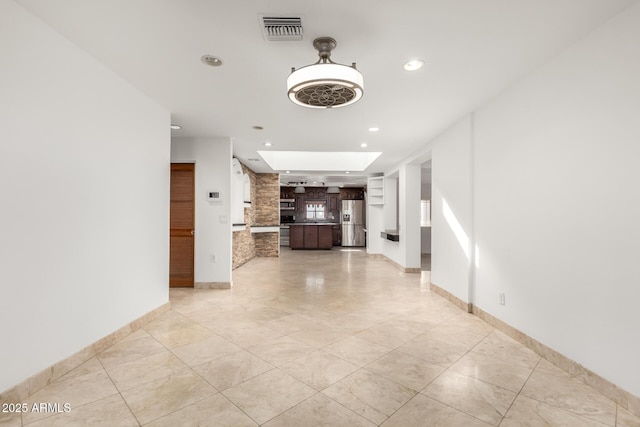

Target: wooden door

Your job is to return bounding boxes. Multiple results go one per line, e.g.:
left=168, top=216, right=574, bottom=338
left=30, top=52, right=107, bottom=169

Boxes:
left=170, top=163, right=195, bottom=287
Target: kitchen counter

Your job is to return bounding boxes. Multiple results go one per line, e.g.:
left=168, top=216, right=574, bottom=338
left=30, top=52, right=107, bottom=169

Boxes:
left=250, top=225, right=280, bottom=233
left=289, top=223, right=334, bottom=249
left=289, top=222, right=338, bottom=225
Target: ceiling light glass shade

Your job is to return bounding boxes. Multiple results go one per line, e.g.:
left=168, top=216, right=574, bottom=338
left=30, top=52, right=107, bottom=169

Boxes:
left=294, top=186, right=305, bottom=193
left=288, top=37, right=364, bottom=109
left=287, top=63, right=364, bottom=109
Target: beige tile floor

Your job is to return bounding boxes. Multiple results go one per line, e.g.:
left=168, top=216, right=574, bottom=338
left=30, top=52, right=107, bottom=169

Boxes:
left=3, top=249, right=639, bottom=426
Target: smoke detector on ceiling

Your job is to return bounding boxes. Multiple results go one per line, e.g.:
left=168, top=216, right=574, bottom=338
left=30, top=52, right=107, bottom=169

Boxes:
left=259, top=16, right=303, bottom=41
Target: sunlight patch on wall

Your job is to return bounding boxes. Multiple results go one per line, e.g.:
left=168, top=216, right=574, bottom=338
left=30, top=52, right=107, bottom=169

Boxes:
left=442, top=198, right=469, bottom=259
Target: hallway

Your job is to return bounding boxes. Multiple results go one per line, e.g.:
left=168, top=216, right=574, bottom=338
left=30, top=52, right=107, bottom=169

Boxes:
left=4, top=249, right=637, bottom=426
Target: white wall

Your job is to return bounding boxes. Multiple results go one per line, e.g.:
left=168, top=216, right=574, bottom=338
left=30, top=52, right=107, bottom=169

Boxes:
left=402, top=164, right=422, bottom=269
left=171, top=138, right=232, bottom=284
left=431, top=117, right=474, bottom=303
left=230, top=158, right=245, bottom=225
left=383, top=176, right=398, bottom=231
left=472, top=3, right=640, bottom=396
left=380, top=165, right=422, bottom=269
left=366, top=204, right=383, bottom=255
left=426, top=3, right=640, bottom=397
left=0, top=1, right=170, bottom=392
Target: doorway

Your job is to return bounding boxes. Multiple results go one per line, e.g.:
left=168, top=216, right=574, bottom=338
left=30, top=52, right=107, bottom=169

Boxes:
left=170, top=163, right=195, bottom=287
left=420, top=160, right=432, bottom=272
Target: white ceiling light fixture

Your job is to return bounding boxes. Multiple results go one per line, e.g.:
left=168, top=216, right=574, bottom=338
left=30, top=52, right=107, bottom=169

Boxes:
left=264, top=142, right=272, bottom=147
left=287, top=37, right=363, bottom=109
left=368, top=127, right=379, bottom=132
left=403, top=59, right=424, bottom=71
left=360, top=142, right=367, bottom=148
left=170, top=124, right=181, bottom=130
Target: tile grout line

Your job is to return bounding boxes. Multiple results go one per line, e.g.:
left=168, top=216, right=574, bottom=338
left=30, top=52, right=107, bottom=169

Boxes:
left=398, top=325, right=504, bottom=426
left=146, top=312, right=268, bottom=425
left=96, top=347, right=143, bottom=426
left=496, top=357, right=543, bottom=426
left=100, top=322, right=217, bottom=426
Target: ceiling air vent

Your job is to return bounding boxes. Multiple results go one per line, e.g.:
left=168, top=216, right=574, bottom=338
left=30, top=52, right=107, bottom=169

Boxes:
left=260, top=16, right=303, bottom=41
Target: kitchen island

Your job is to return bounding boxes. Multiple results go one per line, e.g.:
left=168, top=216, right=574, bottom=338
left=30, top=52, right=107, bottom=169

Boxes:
left=289, top=223, right=335, bottom=249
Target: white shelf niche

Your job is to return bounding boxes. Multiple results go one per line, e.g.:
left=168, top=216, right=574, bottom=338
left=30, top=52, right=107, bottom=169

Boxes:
left=368, top=176, right=384, bottom=205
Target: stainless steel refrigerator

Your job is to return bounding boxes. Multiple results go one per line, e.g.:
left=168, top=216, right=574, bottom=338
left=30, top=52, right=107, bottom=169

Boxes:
left=341, top=200, right=366, bottom=247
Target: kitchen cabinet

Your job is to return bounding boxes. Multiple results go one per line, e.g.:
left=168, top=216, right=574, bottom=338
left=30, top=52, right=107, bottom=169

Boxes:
left=295, top=194, right=305, bottom=217
left=319, top=226, right=333, bottom=248
left=332, top=224, right=341, bottom=246
left=303, top=225, right=318, bottom=248
left=328, top=194, right=340, bottom=223
left=329, top=195, right=339, bottom=211
left=280, top=187, right=295, bottom=199
left=290, top=224, right=304, bottom=248
left=289, top=224, right=333, bottom=249
left=340, top=188, right=364, bottom=200
left=304, top=187, right=327, bottom=200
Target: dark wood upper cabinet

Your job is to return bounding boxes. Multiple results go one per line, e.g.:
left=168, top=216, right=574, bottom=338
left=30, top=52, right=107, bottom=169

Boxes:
left=329, top=195, right=339, bottom=211
left=340, top=188, right=364, bottom=200
left=280, top=187, right=295, bottom=199
left=295, top=194, right=305, bottom=216
left=281, top=186, right=364, bottom=218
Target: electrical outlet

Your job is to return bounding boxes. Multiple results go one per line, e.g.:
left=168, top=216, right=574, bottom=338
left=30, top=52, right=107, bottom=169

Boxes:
left=499, top=293, right=505, bottom=305
left=210, top=254, right=216, bottom=263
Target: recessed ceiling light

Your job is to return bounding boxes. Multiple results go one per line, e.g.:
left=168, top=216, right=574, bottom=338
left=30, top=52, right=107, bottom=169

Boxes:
left=285, top=170, right=291, bottom=174
left=403, top=59, right=424, bottom=71
left=345, top=171, right=350, bottom=174
left=170, top=124, right=181, bottom=130
left=201, top=55, right=223, bottom=67
left=368, top=127, right=379, bottom=132
left=253, top=125, right=264, bottom=130
left=264, top=142, right=272, bottom=147
left=360, top=142, right=368, bottom=148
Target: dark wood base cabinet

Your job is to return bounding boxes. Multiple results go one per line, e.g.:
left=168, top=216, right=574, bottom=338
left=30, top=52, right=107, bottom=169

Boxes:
left=289, top=224, right=333, bottom=249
